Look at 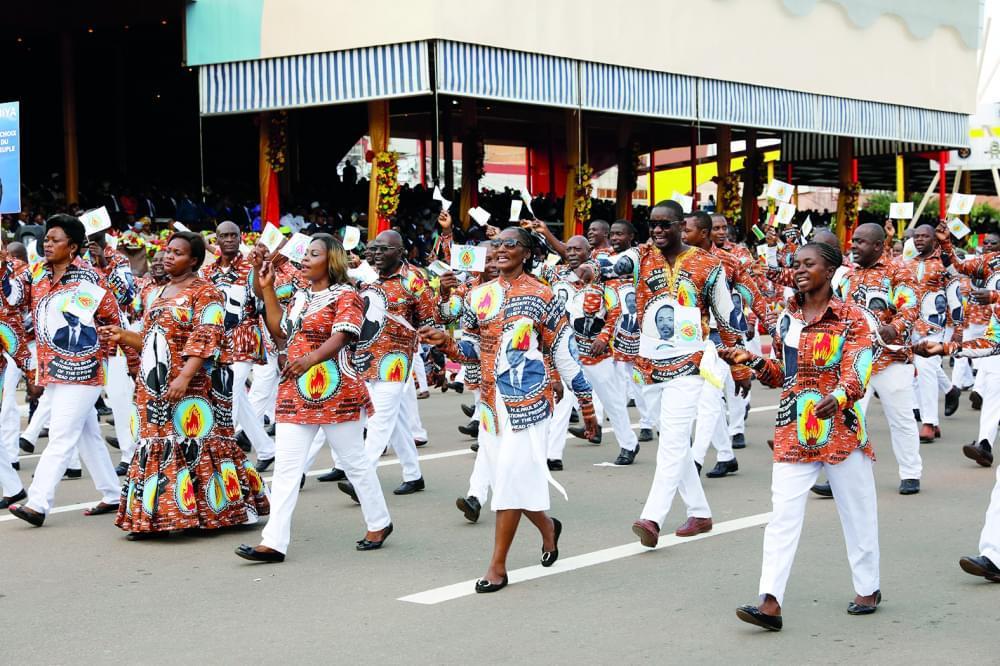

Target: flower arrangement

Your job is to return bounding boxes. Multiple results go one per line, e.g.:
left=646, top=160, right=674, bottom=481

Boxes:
left=375, top=150, right=401, bottom=220
left=266, top=112, right=288, bottom=173
left=717, top=173, right=741, bottom=221
left=842, top=181, right=861, bottom=223
left=475, top=135, right=486, bottom=180
left=573, top=163, right=594, bottom=229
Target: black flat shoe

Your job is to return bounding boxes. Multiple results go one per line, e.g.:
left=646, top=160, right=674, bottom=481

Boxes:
left=736, top=605, right=782, bottom=631
left=568, top=425, right=601, bottom=444
left=456, top=495, right=481, bottom=523
left=235, top=431, right=252, bottom=452
left=458, top=421, right=479, bottom=437
left=107, top=436, right=120, bottom=450
left=898, top=479, right=920, bottom=495
left=810, top=483, right=833, bottom=498
left=11, top=461, right=19, bottom=471
left=474, top=575, right=509, bottom=593
left=461, top=403, right=476, bottom=418
left=959, top=555, right=1000, bottom=582
left=846, top=590, right=881, bottom=615
left=338, top=481, right=360, bottom=504
left=255, top=457, right=274, bottom=473
left=18, top=437, right=34, bottom=454
left=706, top=458, right=739, bottom=478
left=541, top=517, right=562, bottom=567
left=318, top=468, right=346, bottom=482
left=393, top=478, right=425, bottom=495
left=356, top=523, right=393, bottom=551
left=637, top=428, right=654, bottom=442
left=731, top=433, right=747, bottom=449
left=614, top=445, right=639, bottom=465
left=114, top=462, right=129, bottom=477
left=547, top=459, right=563, bottom=471
left=235, top=544, right=285, bottom=563
left=0, top=489, right=27, bottom=510
left=8, top=504, right=44, bottom=527
left=63, top=468, right=82, bottom=480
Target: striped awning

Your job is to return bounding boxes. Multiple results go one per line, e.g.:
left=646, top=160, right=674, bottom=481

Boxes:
left=780, top=132, right=958, bottom=163
left=198, top=41, right=430, bottom=115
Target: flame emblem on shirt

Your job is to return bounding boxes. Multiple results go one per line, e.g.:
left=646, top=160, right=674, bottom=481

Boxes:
left=811, top=333, right=844, bottom=368
left=479, top=403, right=497, bottom=435
left=296, top=360, right=340, bottom=401
left=378, top=352, right=409, bottom=382
left=220, top=461, right=242, bottom=502
left=172, top=397, right=214, bottom=439
left=128, top=405, right=140, bottom=440
left=986, top=314, right=1000, bottom=344
left=201, top=302, right=225, bottom=326
left=171, top=306, right=193, bottom=324
left=30, top=262, right=45, bottom=283
left=243, top=460, right=264, bottom=496
left=141, top=473, right=160, bottom=517
left=854, top=348, right=873, bottom=386
left=126, top=480, right=138, bottom=516
left=676, top=280, right=697, bottom=307
left=892, top=285, right=916, bottom=310
left=205, top=473, right=227, bottom=513
left=796, top=390, right=831, bottom=449
left=852, top=403, right=868, bottom=444
left=403, top=270, right=426, bottom=296
left=74, top=292, right=96, bottom=311
left=679, top=321, right=698, bottom=341
left=510, top=320, right=533, bottom=351
left=472, top=283, right=503, bottom=321
left=175, top=467, right=197, bottom=515
left=459, top=249, right=475, bottom=268
left=0, top=323, right=18, bottom=356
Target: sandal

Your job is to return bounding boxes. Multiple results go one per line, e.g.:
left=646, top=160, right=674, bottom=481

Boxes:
left=8, top=504, right=45, bottom=527
left=83, top=502, right=120, bottom=516
left=541, top=517, right=562, bottom=567
left=474, top=575, right=509, bottom=593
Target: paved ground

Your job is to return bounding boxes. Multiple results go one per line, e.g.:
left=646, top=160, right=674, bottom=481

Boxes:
left=1, top=380, right=998, bottom=664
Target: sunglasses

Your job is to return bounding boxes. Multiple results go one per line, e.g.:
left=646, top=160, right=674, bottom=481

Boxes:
left=489, top=239, right=528, bottom=248
left=649, top=219, right=675, bottom=230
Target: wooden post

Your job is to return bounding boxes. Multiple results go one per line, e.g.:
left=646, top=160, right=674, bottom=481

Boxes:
left=615, top=120, right=633, bottom=220
left=459, top=103, right=478, bottom=230
left=563, top=109, right=581, bottom=241
left=717, top=125, right=731, bottom=180
left=938, top=151, right=948, bottom=221
left=367, top=100, right=390, bottom=241
left=442, top=107, right=454, bottom=193
left=740, top=129, right=758, bottom=236
left=649, top=145, right=657, bottom=205
left=60, top=31, right=79, bottom=205
left=835, top=136, right=854, bottom=247
left=689, top=125, right=698, bottom=202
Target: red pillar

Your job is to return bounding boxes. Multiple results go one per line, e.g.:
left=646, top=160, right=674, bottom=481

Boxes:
left=418, top=138, right=427, bottom=187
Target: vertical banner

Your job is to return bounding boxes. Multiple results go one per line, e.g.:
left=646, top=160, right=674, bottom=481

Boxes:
left=0, top=101, right=19, bottom=214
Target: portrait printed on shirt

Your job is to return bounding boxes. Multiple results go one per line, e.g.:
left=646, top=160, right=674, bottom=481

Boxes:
left=36, top=290, right=102, bottom=382
left=220, top=283, right=247, bottom=331
left=919, top=290, right=948, bottom=328
left=615, top=285, right=639, bottom=335
left=140, top=325, right=172, bottom=398
left=356, top=287, right=388, bottom=350
left=638, top=294, right=703, bottom=360
left=551, top=280, right=576, bottom=310
left=729, top=288, right=748, bottom=333
left=778, top=311, right=804, bottom=380
left=567, top=288, right=606, bottom=340
left=495, top=317, right=547, bottom=402
left=945, top=277, right=963, bottom=324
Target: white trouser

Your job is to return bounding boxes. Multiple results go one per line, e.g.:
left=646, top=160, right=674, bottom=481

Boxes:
left=232, top=361, right=275, bottom=459
left=857, top=363, right=922, bottom=481
left=104, top=355, right=137, bottom=464
left=366, top=381, right=422, bottom=482
left=725, top=370, right=747, bottom=437
left=403, top=376, right=428, bottom=442
left=979, top=465, right=1000, bottom=564
left=975, top=355, right=1000, bottom=445
left=691, top=356, right=734, bottom=466
left=413, top=352, right=428, bottom=392
left=583, top=358, right=638, bottom=452
left=248, top=351, right=279, bottom=422
left=1, top=356, right=22, bottom=462
left=914, top=349, right=944, bottom=426
left=639, top=376, right=712, bottom=525
left=615, top=359, right=656, bottom=429
left=952, top=356, right=975, bottom=390
left=758, top=449, right=879, bottom=606
left=261, top=420, right=390, bottom=554
left=0, top=367, right=24, bottom=497
left=547, top=383, right=577, bottom=460
left=25, top=384, right=119, bottom=514
left=973, top=359, right=987, bottom=395
left=21, top=390, right=81, bottom=469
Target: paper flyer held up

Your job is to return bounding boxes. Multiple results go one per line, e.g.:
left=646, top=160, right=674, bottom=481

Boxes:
left=521, top=189, right=534, bottom=216
left=80, top=206, right=112, bottom=236
left=902, top=237, right=918, bottom=261
left=766, top=179, right=793, bottom=203
left=432, top=186, right=452, bottom=212
left=800, top=216, right=813, bottom=238
left=509, top=199, right=524, bottom=222
left=279, top=232, right=312, bottom=263
left=889, top=202, right=914, bottom=219
left=948, top=193, right=975, bottom=216
left=173, top=221, right=191, bottom=232
left=469, top=207, right=491, bottom=227
left=342, top=225, right=361, bottom=251
left=63, top=280, right=108, bottom=325
left=775, top=202, right=796, bottom=226
left=671, top=192, right=693, bottom=214
left=946, top=218, right=971, bottom=239
left=450, top=244, right=487, bottom=272
left=259, top=224, right=284, bottom=253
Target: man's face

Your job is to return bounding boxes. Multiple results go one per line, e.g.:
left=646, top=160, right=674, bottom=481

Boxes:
left=711, top=217, right=728, bottom=247
left=587, top=222, right=608, bottom=247
left=625, top=292, right=636, bottom=313
left=370, top=233, right=403, bottom=273
left=649, top=207, right=681, bottom=252
left=985, top=234, right=1000, bottom=253
left=655, top=306, right=674, bottom=339
left=935, top=294, right=947, bottom=316
left=850, top=228, right=882, bottom=267
left=217, top=225, right=241, bottom=257
left=566, top=237, right=589, bottom=269
left=913, top=226, right=935, bottom=255
left=609, top=224, right=633, bottom=254
left=64, top=312, right=80, bottom=327
left=150, top=252, right=166, bottom=279
left=508, top=348, right=525, bottom=368
left=682, top=217, right=709, bottom=249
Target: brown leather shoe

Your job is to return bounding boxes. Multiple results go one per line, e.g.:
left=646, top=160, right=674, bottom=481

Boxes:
left=934, top=425, right=941, bottom=439
left=767, top=439, right=774, bottom=451
left=675, top=516, right=713, bottom=537
left=919, top=424, right=935, bottom=443
left=631, top=519, right=660, bottom=548
left=962, top=440, right=994, bottom=467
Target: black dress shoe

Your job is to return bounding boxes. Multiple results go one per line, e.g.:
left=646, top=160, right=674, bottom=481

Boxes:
left=235, top=431, right=252, bottom=452
left=338, top=481, right=360, bottom=504
left=898, top=479, right=920, bottom=495
left=736, top=605, right=782, bottom=631
left=448, top=382, right=465, bottom=393
left=971, top=391, right=983, bottom=410
left=627, top=398, right=636, bottom=407
left=614, top=446, right=638, bottom=465
left=706, top=458, right=739, bottom=478
left=265, top=423, right=276, bottom=437
left=255, top=457, right=274, bottom=472
left=11, top=461, right=19, bottom=471
left=8, top=504, right=44, bottom=527
left=810, top=483, right=833, bottom=498
left=470, top=442, right=479, bottom=452
left=475, top=574, right=509, bottom=593
left=235, top=544, right=285, bottom=563
left=569, top=409, right=579, bottom=424
left=963, top=440, right=994, bottom=467
left=64, top=468, right=82, bottom=480
left=96, top=405, right=113, bottom=418
left=638, top=428, right=654, bottom=442
left=300, top=474, right=305, bottom=490
left=944, top=386, right=962, bottom=416
left=393, top=478, right=425, bottom=495
left=456, top=496, right=481, bottom=523
left=731, top=433, right=747, bottom=449
left=547, top=459, right=563, bottom=471
left=107, top=436, right=120, bottom=450
left=39, top=428, right=48, bottom=439
left=568, top=425, right=601, bottom=444
left=461, top=403, right=476, bottom=418
left=0, top=489, right=27, bottom=510
left=458, top=420, right=479, bottom=437
left=356, top=523, right=393, bottom=551
left=18, top=437, right=34, bottom=454
left=959, top=555, right=1000, bottom=582
left=541, top=517, right=562, bottom=567
left=318, top=468, right=346, bottom=482
left=846, top=590, right=881, bottom=615
left=114, top=462, right=129, bottom=477
left=414, top=439, right=428, bottom=448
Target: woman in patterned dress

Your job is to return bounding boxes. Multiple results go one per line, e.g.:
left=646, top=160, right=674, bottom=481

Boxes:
left=101, top=232, right=269, bottom=539
left=719, top=242, right=879, bottom=631
left=235, top=233, right=391, bottom=563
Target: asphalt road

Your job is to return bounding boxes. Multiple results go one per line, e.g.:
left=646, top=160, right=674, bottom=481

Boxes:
left=1, top=381, right=998, bottom=664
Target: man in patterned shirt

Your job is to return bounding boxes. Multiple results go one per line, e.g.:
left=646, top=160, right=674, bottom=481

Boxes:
left=618, top=200, right=749, bottom=546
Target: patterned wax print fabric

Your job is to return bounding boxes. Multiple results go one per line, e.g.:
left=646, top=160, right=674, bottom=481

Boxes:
left=602, top=270, right=640, bottom=362
left=436, top=276, right=483, bottom=389
left=99, top=245, right=136, bottom=313
left=0, top=263, right=32, bottom=378
left=201, top=254, right=266, bottom=364
left=746, top=296, right=874, bottom=465
left=947, top=249, right=1000, bottom=327
left=274, top=283, right=372, bottom=424
left=115, top=277, right=269, bottom=533
left=353, top=262, right=438, bottom=383
left=565, top=282, right=612, bottom=364
left=909, top=248, right=950, bottom=339
left=440, top=272, right=594, bottom=435
left=1, top=256, right=121, bottom=387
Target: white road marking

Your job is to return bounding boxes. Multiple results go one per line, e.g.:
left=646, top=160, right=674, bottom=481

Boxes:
left=398, top=512, right=772, bottom=605
left=748, top=404, right=778, bottom=414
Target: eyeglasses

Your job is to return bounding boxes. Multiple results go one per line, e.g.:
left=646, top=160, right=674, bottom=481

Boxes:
left=368, top=244, right=398, bottom=254
left=489, top=239, right=527, bottom=248
left=649, top=219, right=675, bottom=230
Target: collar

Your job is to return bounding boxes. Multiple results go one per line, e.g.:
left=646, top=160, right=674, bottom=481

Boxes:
left=786, top=295, right=848, bottom=325
left=214, top=253, right=244, bottom=272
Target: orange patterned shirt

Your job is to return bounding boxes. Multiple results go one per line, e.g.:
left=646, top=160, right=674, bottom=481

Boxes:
left=200, top=254, right=266, bottom=365
left=944, top=248, right=1000, bottom=328
left=275, top=284, right=373, bottom=424
left=748, top=297, right=874, bottom=465
left=909, top=248, right=950, bottom=339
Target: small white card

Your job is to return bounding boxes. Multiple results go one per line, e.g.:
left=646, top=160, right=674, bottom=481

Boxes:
left=509, top=200, right=524, bottom=222
left=545, top=253, right=561, bottom=267
left=80, top=206, right=112, bottom=235
left=889, top=202, right=914, bottom=219
left=756, top=243, right=769, bottom=259
left=279, top=232, right=312, bottom=263
left=105, top=234, right=119, bottom=251
left=776, top=202, right=797, bottom=226
left=172, top=221, right=191, bottom=232
left=765, top=246, right=778, bottom=268
left=800, top=216, right=813, bottom=239
left=432, top=186, right=452, bottom=212
left=427, top=260, right=451, bottom=276
left=947, top=218, right=971, bottom=239
left=671, top=191, right=693, bottom=214
left=948, top=193, right=975, bottom=216
left=342, top=225, right=361, bottom=251
left=902, top=237, right=918, bottom=261
left=348, top=260, right=379, bottom=284
left=469, top=207, right=491, bottom=227
left=450, top=244, right=487, bottom=272
left=26, top=239, right=40, bottom=265
left=767, top=179, right=793, bottom=203
left=521, top=189, right=534, bottom=216
left=63, top=281, right=108, bottom=325
left=259, top=224, right=284, bottom=253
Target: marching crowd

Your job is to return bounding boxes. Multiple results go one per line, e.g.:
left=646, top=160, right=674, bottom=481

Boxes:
left=3, top=199, right=1000, bottom=633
